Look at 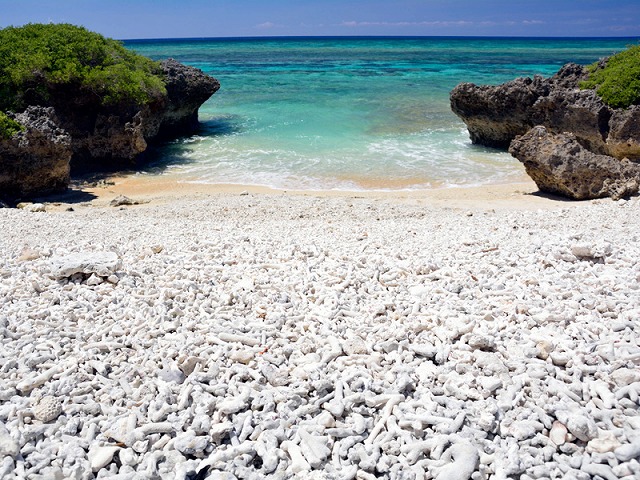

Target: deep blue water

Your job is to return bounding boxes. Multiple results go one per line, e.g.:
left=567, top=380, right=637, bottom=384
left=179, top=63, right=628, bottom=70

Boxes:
left=126, top=36, right=639, bottom=190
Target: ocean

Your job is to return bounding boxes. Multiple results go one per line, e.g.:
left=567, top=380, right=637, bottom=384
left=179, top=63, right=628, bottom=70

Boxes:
left=126, top=36, right=638, bottom=191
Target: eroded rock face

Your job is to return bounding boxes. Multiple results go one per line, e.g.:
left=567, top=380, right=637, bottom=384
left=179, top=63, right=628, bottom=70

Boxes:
left=160, top=58, right=221, bottom=136
left=54, top=60, right=219, bottom=173
left=531, top=88, right=612, bottom=155
left=0, top=107, right=72, bottom=201
left=450, top=76, right=548, bottom=148
left=1, top=60, right=219, bottom=199
left=451, top=62, right=640, bottom=162
left=509, top=126, right=640, bottom=200
left=452, top=61, right=640, bottom=199
left=607, top=106, right=640, bottom=161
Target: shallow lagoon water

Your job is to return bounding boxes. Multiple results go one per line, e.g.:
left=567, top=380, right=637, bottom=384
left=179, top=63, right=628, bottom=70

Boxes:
left=128, top=36, right=638, bottom=190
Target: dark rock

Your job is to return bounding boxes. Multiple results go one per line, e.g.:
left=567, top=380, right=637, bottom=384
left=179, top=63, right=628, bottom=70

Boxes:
left=110, top=195, right=138, bottom=207
left=159, top=59, right=221, bottom=136
left=547, top=62, right=589, bottom=90
left=509, top=126, right=640, bottom=200
left=1, top=59, right=219, bottom=199
left=450, top=62, right=640, bottom=161
left=450, top=63, right=596, bottom=150
left=451, top=60, right=640, bottom=199
left=33, top=60, right=219, bottom=173
left=531, top=89, right=612, bottom=155
left=450, top=75, right=547, bottom=148
left=0, top=107, right=72, bottom=200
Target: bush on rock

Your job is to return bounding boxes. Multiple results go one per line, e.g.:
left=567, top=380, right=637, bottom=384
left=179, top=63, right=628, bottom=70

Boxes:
left=0, top=111, right=23, bottom=139
left=0, top=23, right=166, bottom=111
left=581, top=44, right=640, bottom=109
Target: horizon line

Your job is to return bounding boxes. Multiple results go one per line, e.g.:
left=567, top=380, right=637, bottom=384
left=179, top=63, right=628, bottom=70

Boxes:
left=121, top=34, right=640, bottom=42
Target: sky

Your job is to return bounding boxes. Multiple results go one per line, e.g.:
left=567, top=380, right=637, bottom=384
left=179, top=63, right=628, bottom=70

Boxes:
left=1, top=0, right=639, bottom=40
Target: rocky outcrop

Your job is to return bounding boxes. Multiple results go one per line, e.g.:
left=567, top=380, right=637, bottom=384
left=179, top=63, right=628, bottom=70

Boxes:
left=0, top=107, right=72, bottom=200
left=159, top=59, right=221, bottom=136
left=449, top=75, right=548, bottom=148
left=48, top=60, right=220, bottom=173
left=509, top=126, right=640, bottom=200
left=607, top=106, right=640, bottom=160
left=1, top=60, right=219, bottom=198
left=451, top=61, right=640, bottom=199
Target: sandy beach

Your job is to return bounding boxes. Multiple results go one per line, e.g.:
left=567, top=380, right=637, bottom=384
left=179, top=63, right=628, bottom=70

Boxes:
left=1, top=179, right=639, bottom=479
left=57, top=174, right=569, bottom=211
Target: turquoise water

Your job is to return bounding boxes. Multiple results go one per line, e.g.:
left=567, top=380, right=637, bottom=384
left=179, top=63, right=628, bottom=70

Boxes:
left=127, top=37, right=639, bottom=190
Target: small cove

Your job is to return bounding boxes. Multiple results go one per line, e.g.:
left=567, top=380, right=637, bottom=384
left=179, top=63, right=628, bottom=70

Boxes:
left=128, top=36, right=638, bottom=191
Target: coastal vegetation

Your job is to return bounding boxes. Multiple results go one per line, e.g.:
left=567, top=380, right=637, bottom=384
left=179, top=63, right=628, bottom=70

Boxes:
left=0, top=111, right=23, bottom=139
left=0, top=23, right=166, bottom=114
left=1, top=24, right=219, bottom=199
left=581, top=44, right=640, bottom=108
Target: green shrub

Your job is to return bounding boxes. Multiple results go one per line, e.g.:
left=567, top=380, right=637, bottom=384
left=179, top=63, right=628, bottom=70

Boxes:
left=0, top=23, right=166, bottom=110
left=0, top=111, right=24, bottom=139
left=581, top=44, right=640, bottom=109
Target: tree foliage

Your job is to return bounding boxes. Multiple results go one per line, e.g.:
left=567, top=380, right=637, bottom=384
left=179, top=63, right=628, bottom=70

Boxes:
left=0, top=23, right=166, bottom=112
left=581, top=44, right=640, bottom=109
left=0, top=111, right=23, bottom=139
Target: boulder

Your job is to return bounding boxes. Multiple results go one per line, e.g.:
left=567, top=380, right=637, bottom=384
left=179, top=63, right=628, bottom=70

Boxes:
left=531, top=88, right=611, bottom=155
left=451, top=60, right=640, bottom=200
left=450, top=63, right=603, bottom=151
left=509, top=126, right=640, bottom=200
left=0, top=107, right=72, bottom=201
left=450, top=62, right=640, bottom=161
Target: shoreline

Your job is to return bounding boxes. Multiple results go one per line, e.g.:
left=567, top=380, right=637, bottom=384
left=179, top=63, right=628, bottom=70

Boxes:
left=41, top=173, right=585, bottom=212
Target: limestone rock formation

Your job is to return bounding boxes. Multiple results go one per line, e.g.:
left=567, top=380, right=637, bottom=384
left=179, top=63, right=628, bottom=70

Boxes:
left=451, top=62, right=640, bottom=163
left=160, top=58, right=221, bottom=135
left=449, top=75, right=547, bottom=148
left=0, top=107, right=72, bottom=200
left=451, top=61, right=640, bottom=199
left=607, top=106, right=640, bottom=160
left=1, top=60, right=219, bottom=200
left=509, top=126, right=640, bottom=200
left=52, top=60, right=220, bottom=173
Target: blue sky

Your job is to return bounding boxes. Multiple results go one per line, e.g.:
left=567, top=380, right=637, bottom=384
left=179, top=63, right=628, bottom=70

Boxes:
left=1, top=0, right=639, bottom=39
